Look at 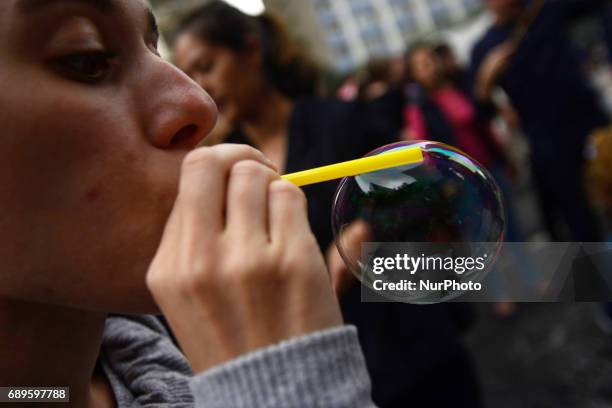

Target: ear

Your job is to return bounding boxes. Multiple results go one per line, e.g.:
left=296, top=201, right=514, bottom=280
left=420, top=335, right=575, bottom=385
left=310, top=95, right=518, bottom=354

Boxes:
left=242, top=35, right=264, bottom=71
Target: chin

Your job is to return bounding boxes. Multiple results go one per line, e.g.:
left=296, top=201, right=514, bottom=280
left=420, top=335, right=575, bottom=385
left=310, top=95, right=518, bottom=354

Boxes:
left=99, top=250, right=163, bottom=315
left=58, top=241, right=163, bottom=314
left=68, top=282, right=160, bottom=315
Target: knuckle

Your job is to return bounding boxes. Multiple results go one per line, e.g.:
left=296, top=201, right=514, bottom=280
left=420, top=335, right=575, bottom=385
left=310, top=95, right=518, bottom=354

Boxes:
left=280, top=254, right=302, bottom=276
left=284, top=237, right=323, bottom=273
left=177, top=258, right=216, bottom=295
left=269, top=180, right=306, bottom=202
left=226, top=253, right=284, bottom=285
left=231, top=160, right=269, bottom=178
left=229, top=253, right=263, bottom=275
left=182, top=147, right=218, bottom=172
left=146, top=255, right=173, bottom=292
left=219, top=143, right=264, bottom=161
left=145, top=269, right=164, bottom=293
left=179, top=274, right=208, bottom=296
left=256, top=261, right=290, bottom=286
left=236, top=144, right=262, bottom=157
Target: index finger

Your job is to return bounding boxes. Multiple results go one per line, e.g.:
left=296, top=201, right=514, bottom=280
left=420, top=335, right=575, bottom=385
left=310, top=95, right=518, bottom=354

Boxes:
left=178, top=144, right=278, bottom=237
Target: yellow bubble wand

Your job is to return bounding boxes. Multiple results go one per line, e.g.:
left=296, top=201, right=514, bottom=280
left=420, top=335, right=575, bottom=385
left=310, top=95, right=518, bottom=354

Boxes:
left=281, top=146, right=424, bottom=187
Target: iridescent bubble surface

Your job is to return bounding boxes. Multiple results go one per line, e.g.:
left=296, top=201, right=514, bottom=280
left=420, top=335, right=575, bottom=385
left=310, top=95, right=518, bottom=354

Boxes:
left=331, top=141, right=505, bottom=303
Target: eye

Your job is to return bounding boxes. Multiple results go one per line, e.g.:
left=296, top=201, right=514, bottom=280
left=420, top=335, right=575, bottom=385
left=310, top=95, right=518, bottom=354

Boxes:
left=149, top=41, right=161, bottom=58
left=197, top=61, right=214, bottom=74
left=53, top=50, right=118, bottom=84
left=147, top=32, right=161, bottom=57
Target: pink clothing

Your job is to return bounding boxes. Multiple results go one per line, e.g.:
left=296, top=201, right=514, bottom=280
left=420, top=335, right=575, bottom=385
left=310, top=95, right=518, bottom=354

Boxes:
left=404, top=86, right=495, bottom=167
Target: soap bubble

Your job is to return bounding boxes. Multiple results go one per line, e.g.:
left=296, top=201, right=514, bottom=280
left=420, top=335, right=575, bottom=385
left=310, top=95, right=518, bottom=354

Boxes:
left=331, top=141, right=505, bottom=303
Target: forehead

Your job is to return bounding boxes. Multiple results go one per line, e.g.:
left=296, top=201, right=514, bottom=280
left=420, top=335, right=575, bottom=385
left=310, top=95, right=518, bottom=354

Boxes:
left=16, top=0, right=118, bottom=12
left=412, top=48, right=434, bottom=61
left=0, top=0, right=157, bottom=52
left=0, top=0, right=151, bottom=26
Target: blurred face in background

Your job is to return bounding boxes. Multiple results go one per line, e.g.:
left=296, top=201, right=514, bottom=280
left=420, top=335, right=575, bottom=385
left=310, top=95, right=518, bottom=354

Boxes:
left=436, top=47, right=459, bottom=77
left=388, top=55, right=407, bottom=86
left=408, top=47, right=443, bottom=90
left=174, top=33, right=266, bottom=125
left=0, top=0, right=216, bottom=312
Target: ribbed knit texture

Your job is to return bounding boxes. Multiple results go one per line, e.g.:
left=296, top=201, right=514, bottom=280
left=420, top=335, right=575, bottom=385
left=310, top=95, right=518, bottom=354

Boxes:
left=100, top=315, right=195, bottom=407
left=190, top=326, right=375, bottom=408
left=100, top=315, right=376, bottom=407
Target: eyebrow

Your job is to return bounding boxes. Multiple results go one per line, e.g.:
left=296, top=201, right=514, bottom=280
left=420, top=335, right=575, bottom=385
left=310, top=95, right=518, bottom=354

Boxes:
left=17, top=0, right=159, bottom=40
left=17, top=0, right=118, bottom=14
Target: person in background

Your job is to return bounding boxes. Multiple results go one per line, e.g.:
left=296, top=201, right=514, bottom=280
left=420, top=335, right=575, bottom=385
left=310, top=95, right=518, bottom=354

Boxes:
left=404, top=43, right=508, bottom=172
left=359, top=58, right=408, bottom=140
left=434, top=42, right=471, bottom=94
left=587, top=128, right=612, bottom=227
left=337, top=72, right=363, bottom=101
left=471, top=0, right=611, bottom=241
left=357, top=59, right=394, bottom=102
left=172, top=3, right=482, bottom=406
left=338, top=58, right=407, bottom=139
left=586, top=127, right=612, bottom=333
left=602, top=4, right=612, bottom=66
left=404, top=43, right=538, bottom=317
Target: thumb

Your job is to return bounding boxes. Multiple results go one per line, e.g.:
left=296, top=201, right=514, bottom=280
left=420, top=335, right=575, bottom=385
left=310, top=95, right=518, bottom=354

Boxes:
left=339, top=219, right=372, bottom=259
left=326, top=220, right=372, bottom=295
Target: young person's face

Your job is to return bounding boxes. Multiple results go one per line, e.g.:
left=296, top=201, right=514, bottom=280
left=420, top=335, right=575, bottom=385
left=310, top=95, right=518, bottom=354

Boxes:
left=174, top=33, right=266, bottom=125
left=0, top=0, right=217, bottom=312
left=409, top=47, right=441, bottom=89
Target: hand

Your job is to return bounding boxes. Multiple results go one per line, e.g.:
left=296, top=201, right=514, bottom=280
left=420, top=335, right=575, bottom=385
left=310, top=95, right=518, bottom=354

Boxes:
left=326, top=220, right=371, bottom=297
left=476, top=41, right=516, bottom=101
left=146, top=144, right=343, bottom=374
left=499, top=105, right=521, bottom=131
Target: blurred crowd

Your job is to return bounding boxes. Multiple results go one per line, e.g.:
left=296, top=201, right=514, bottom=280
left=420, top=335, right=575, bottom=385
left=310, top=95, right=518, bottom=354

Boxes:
left=165, top=0, right=612, bottom=406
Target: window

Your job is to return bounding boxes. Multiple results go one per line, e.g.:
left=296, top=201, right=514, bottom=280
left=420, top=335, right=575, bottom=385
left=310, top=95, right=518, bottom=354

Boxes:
left=354, top=10, right=376, bottom=29
left=462, top=0, right=482, bottom=12
left=314, top=0, right=332, bottom=13
left=390, top=1, right=414, bottom=18
left=396, top=13, right=416, bottom=33
left=429, top=0, right=450, bottom=23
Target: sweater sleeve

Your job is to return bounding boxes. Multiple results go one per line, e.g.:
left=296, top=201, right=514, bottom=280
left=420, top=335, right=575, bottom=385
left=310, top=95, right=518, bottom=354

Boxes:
left=189, top=326, right=377, bottom=408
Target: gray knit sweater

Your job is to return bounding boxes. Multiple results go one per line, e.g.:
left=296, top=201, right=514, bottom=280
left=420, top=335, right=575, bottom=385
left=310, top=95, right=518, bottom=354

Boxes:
left=100, top=315, right=376, bottom=407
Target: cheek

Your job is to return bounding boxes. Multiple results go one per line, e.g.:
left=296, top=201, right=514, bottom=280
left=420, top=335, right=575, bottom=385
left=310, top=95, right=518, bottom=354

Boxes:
left=228, top=73, right=261, bottom=118
left=0, top=78, right=183, bottom=312
left=413, top=65, right=426, bottom=82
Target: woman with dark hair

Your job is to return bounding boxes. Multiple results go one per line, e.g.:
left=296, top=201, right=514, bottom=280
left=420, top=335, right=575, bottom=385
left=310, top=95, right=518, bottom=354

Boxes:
left=173, top=3, right=482, bottom=407
left=404, top=43, right=507, bottom=170
left=404, top=43, right=539, bottom=317
left=0, top=0, right=379, bottom=406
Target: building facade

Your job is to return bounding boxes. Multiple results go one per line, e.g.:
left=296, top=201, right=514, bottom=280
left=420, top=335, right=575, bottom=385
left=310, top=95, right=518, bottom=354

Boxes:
left=264, top=0, right=483, bottom=71
left=149, top=0, right=484, bottom=72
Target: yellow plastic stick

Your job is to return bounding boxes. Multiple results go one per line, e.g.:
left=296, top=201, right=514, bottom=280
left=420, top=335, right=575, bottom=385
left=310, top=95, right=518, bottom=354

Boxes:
left=281, top=146, right=424, bottom=187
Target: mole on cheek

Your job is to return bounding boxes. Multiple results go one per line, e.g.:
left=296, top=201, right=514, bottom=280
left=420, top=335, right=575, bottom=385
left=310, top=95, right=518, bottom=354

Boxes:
left=85, top=188, right=101, bottom=202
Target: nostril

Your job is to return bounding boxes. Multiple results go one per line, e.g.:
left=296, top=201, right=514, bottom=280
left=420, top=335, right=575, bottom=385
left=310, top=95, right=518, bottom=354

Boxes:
left=171, top=124, right=199, bottom=148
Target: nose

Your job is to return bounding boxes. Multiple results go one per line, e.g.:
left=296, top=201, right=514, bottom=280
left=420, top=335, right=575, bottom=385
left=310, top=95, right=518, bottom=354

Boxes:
left=139, top=59, right=218, bottom=150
